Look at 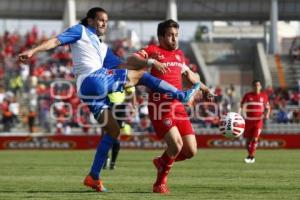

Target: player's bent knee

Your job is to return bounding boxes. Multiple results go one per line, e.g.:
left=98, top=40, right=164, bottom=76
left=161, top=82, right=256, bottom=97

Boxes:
left=185, top=148, right=197, bottom=159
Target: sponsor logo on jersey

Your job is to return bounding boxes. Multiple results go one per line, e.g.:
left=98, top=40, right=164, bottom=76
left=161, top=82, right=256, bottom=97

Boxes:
left=164, top=62, right=184, bottom=68
left=175, top=54, right=181, bottom=62
left=106, top=69, right=114, bottom=76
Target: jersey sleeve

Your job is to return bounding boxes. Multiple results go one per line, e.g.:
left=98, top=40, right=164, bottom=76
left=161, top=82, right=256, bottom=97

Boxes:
left=57, top=24, right=82, bottom=45
left=103, top=48, right=123, bottom=69
left=135, top=45, right=155, bottom=59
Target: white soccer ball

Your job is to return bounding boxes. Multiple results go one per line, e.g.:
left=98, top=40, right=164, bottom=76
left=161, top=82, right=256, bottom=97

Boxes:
left=219, top=112, right=245, bottom=138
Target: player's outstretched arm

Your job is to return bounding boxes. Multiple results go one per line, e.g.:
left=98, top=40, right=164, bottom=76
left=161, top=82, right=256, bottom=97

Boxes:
left=127, top=53, right=170, bottom=73
left=126, top=53, right=149, bottom=70
left=18, top=37, right=61, bottom=62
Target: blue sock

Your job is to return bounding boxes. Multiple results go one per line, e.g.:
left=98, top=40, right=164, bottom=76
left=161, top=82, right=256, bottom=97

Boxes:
left=138, top=73, right=185, bottom=100
left=89, top=134, right=115, bottom=180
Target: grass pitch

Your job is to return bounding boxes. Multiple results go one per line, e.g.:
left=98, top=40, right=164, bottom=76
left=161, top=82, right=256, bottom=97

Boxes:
left=0, top=149, right=300, bottom=200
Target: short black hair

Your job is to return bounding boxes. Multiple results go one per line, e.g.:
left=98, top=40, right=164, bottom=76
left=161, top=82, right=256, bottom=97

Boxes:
left=80, top=7, right=107, bottom=26
left=157, top=19, right=179, bottom=37
left=252, top=79, right=261, bottom=86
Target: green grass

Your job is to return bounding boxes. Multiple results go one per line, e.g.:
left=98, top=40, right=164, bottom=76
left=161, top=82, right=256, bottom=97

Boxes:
left=0, top=149, right=300, bottom=200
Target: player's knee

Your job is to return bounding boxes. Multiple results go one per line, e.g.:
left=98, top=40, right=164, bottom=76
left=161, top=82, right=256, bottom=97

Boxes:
left=168, top=140, right=183, bottom=155
left=185, top=147, right=197, bottom=159
left=105, top=125, right=120, bottom=139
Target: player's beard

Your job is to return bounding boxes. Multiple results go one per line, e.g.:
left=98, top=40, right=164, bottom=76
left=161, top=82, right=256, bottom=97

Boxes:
left=96, top=27, right=106, bottom=36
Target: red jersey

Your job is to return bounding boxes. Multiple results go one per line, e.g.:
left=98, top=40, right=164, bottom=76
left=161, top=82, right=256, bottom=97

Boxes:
left=136, top=44, right=188, bottom=90
left=136, top=44, right=189, bottom=112
left=241, top=91, right=269, bottom=122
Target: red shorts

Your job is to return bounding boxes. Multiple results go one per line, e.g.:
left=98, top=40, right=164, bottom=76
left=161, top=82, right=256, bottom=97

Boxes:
left=148, top=102, right=195, bottom=139
left=243, top=120, right=263, bottom=139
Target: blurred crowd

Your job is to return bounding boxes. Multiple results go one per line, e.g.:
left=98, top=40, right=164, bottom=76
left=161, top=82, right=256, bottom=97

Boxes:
left=0, top=28, right=300, bottom=135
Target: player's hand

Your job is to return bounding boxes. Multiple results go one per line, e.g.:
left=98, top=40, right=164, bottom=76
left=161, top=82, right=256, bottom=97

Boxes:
left=18, top=50, right=34, bottom=63
left=152, top=60, right=170, bottom=74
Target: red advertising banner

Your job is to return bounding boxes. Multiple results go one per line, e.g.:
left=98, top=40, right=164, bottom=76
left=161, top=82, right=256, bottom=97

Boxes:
left=0, top=135, right=101, bottom=150
left=0, top=134, right=300, bottom=150
left=196, top=134, right=300, bottom=149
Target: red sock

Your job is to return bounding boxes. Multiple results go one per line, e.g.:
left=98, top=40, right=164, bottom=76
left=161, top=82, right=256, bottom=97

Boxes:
left=248, top=140, right=258, bottom=158
left=154, top=152, right=174, bottom=186
left=175, top=150, right=187, bottom=162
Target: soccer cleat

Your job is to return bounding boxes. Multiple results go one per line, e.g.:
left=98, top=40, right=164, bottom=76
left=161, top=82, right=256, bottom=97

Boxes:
left=153, top=157, right=171, bottom=194
left=153, top=184, right=170, bottom=194
left=244, top=157, right=255, bottom=164
left=181, top=83, right=201, bottom=104
left=109, top=163, right=116, bottom=170
left=83, top=175, right=108, bottom=192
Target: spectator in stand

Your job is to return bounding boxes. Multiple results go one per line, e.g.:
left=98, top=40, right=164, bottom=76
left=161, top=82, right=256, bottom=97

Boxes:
left=293, top=109, right=300, bottom=123
left=38, top=99, right=51, bottom=133
left=289, top=90, right=300, bottom=105
left=0, top=85, right=5, bottom=104
left=28, top=107, right=37, bottom=133
left=276, top=105, right=288, bottom=123
left=9, top=71, right=23, bottom=96
left=214, top=85, right=223, bottom=104
left=1, top=97, right=13, bottom=132
left=9, top=96, right=20, bottom=125
left=290, top=46, right=300, bottom=63
left=148, top=36, right=158, bottom=45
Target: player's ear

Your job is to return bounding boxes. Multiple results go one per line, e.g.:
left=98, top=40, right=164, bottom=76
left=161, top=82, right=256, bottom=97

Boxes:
left=87, top=17, right=93, bottom=26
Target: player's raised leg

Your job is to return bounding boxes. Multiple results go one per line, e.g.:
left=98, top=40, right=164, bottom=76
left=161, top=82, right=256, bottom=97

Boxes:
left=125, top=69, right=200, bottom=103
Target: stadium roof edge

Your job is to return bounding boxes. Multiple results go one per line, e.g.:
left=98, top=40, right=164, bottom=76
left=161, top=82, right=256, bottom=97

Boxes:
left=1, top=0, right=300, bottom=21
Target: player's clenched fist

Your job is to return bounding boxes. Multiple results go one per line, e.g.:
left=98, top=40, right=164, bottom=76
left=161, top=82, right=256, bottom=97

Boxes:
left=18, top=50, right=34, bottom=62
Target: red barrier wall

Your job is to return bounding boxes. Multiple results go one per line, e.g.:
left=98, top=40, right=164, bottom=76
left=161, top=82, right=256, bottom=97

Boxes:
left=0, top=134, right=300, bottom=150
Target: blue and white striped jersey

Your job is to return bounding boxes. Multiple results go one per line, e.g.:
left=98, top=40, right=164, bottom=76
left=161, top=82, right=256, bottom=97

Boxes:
left=57, top=24, right=122, bottom=89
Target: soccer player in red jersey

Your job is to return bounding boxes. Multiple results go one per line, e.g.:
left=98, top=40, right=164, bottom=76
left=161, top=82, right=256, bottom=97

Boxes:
left=127, top=19, right=214, bottom=193
left=240, top=80, right=271, bottom=163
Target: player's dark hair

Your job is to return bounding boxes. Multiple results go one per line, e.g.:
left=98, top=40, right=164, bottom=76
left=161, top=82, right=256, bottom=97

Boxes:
left=157, top=19, right=179, bottom=37
left=252, top=79, right=261, bottom=86
left=80, top=7, right=107, bottom=27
